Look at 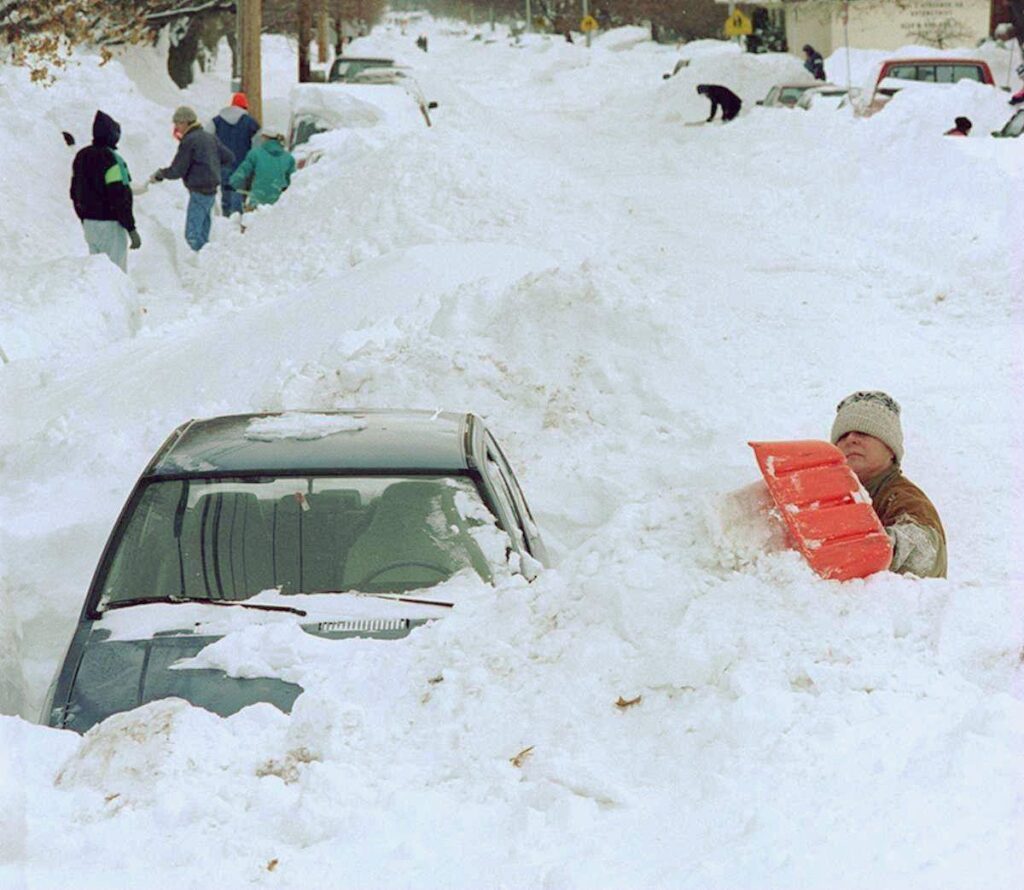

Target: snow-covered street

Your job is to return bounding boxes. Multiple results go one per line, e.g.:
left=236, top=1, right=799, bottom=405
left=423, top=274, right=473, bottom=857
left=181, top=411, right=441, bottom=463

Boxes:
left=1, top=19, right=1022, bottom=888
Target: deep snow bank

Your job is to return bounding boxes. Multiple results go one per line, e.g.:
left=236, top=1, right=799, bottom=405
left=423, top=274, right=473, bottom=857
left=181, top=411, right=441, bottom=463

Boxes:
left=1, top=21, right=1022, bottom=890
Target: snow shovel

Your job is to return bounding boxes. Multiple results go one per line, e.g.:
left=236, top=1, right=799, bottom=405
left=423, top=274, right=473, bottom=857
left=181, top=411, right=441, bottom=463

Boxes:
left=749, top=440, right=892, bottom=581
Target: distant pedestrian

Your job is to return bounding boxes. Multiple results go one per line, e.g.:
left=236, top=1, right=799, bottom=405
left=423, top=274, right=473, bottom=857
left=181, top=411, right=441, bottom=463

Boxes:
left=416, top=34, right=428, bottom=52
left=1010, top=64, right=1024, bottom=106
left=210, top=92, right=260, bottom=217
left=802, top=44, right=826, bottom=81
left=150, top=106, right=234, bottom=252
left=944, top=116, right=972, bottom=136
left=229, top=127, right=296, bottom=209
left=696, top=84, right=742, bottom=123
left=69, top=110, right=141, bottom=272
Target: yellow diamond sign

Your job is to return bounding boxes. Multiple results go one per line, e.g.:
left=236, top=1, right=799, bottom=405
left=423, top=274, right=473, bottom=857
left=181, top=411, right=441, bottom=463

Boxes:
left=580, top=15, right=598, bottom=33
left=724, top=9, right=753, bottom=37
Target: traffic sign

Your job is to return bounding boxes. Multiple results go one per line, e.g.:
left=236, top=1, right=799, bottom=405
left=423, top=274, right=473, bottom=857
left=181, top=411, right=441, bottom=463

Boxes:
left=724, top=9, right=753, bottom=37
left=580, top=15, right=598, bottom=33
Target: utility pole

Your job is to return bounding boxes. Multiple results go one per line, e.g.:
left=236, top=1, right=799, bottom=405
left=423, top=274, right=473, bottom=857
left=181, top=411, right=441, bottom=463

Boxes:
left=298, top=0, right=312, bottom=82
left=583, top=0, right=590, bottom=47
left=317, top=0, right=329, bottom=64
left=240, top=0, right=263, bottom=124
left=526, top=0, right=532, bottom=32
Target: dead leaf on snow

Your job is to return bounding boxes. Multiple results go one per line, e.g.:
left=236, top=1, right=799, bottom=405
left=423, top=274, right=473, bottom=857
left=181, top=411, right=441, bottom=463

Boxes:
left=267, top=858, right=279, bottom=872
left=510, top=746, right=534, bottom=768
left=615, top=695, right=642, bottom=709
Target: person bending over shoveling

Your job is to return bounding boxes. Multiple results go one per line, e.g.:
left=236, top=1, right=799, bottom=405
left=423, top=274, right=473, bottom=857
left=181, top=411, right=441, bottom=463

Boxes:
left=696, top=84, right=742, bottom=123
left=830, top=391, right=946, bottom=578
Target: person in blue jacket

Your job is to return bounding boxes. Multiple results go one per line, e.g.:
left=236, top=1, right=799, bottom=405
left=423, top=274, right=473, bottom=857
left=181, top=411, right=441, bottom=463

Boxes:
left=803, top=45, right=826, bottom=81
left=210, top=92, right=260, bottom=216
left=229, top=128, right=296, bottom=209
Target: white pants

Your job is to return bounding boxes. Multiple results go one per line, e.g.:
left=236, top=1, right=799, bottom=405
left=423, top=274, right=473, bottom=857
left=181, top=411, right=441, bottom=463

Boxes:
left=82, top=219, right=128, bottom=272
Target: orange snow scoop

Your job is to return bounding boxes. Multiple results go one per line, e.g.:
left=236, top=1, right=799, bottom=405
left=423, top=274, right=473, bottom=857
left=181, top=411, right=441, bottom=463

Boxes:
left=749, top=440, right=892, bottom=581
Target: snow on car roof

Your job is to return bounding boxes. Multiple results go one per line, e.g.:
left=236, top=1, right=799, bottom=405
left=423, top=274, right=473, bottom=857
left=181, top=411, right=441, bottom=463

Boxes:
left=150, top=410, right=471, bottom=476
left=289, top=81, right=426, bottom=130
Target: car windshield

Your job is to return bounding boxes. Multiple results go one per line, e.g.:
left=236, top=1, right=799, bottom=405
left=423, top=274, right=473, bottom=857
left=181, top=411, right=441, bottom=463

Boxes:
left=291, top=115, right=329, bottom=148
left=99, top=475, right=507, bottom=607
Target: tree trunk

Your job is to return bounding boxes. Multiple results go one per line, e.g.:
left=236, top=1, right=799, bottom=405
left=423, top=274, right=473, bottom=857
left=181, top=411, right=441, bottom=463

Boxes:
left=298, top=0, right=312, bottom=82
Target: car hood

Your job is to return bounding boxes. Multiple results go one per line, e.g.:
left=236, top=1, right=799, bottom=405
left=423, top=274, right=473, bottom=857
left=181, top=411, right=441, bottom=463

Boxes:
left=57, top=629, right=303, bottom=733
left=55, top=616, right=426, bottom=733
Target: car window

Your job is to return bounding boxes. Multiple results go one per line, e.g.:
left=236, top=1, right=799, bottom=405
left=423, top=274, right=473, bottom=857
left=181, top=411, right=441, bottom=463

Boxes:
left=484, top=434, right=541, bottom=556
left=952, top=64, right=983, bottom=82
left=780, top=87, right=804, bottom=104
left=99, top=475, right=512, bottom=605
left=1006, top=111, right=1024, bottom=137
left=291, top=116, right=329, bottom=148
left=887, top=65, right=917, bottom=80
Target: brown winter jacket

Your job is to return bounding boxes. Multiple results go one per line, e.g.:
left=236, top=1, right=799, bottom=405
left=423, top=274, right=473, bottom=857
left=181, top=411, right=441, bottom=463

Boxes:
left=864, top=465, right=947, bottom=578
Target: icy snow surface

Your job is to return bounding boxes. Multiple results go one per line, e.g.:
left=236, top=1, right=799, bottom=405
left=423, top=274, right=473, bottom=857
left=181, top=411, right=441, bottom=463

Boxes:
left=1, top=18, right=1023, bottom=890
left=244, top=411, right=368, bottom=440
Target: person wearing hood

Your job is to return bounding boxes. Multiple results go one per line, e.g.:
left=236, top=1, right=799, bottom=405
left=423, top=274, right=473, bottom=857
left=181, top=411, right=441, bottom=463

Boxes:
left=150, top=106, right=234, bottom=252
left=69, top=110, right=140, bottom=271
left=696, top=84, right=742, bottom=122
left=229, top=128, right=296, bottom=209
left=803, top=44, right=826, bottom=81
left=830, top=391, right=946, bottom=578
left=210, top=92, right=260, bottom=217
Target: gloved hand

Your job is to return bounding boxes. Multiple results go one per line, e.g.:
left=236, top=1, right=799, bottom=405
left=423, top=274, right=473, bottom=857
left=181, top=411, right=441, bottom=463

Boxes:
left=128, top=229, right=142, bottom=250
left=149, top=170, right=163, bottom=184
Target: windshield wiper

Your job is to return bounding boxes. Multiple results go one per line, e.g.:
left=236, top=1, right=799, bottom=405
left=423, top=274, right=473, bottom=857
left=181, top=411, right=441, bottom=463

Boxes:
left=100, top=595, right=307, bottom=616
left=315, top=590, right=454, bottom=609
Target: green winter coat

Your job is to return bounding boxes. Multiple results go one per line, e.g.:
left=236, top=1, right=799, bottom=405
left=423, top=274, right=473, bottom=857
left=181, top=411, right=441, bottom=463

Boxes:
left=228, top=139, right=296, bottom=207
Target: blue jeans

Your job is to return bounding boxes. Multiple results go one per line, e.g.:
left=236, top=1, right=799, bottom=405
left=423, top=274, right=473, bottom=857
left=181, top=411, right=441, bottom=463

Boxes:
left=185, top=191, right=215, bottom=251
left=221, top=184, right=244, bottom=217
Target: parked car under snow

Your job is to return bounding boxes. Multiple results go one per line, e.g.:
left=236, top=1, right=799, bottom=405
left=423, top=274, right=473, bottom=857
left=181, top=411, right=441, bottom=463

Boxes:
left=42, top=410, right=548, bottom=733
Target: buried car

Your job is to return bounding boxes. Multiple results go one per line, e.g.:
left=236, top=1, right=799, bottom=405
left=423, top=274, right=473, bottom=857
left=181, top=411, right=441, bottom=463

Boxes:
left=42, top=410, right=548, bottom=733
left=756, top=82, right=819, bottom=108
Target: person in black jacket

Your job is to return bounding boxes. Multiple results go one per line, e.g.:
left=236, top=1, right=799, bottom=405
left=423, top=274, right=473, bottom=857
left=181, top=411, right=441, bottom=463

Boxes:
left=696, top=84, right=742, bottom=122
left=803, top=44, right=826, bottom=81
left=69, top=110, right=140, bottom=271
left=150, top=106, right=234, bottom=252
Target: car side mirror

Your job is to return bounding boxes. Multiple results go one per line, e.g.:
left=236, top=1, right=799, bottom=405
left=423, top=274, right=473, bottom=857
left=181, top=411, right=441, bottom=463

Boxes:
left=428, top=101, right=438, bottom=109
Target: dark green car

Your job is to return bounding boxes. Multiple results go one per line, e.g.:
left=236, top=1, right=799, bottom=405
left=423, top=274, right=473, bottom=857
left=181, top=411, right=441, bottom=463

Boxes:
left=42, top=411, right=548, bottom=733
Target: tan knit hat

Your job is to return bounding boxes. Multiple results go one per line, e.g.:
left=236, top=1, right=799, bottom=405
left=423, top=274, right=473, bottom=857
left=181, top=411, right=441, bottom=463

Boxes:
left=172, top=105, right=198, bottom=125
left=830, top=391, right=904, bottom=463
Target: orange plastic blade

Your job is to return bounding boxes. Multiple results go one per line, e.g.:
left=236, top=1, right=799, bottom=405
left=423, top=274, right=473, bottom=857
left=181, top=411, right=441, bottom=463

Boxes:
left=749, top=440, right=892, bottom=581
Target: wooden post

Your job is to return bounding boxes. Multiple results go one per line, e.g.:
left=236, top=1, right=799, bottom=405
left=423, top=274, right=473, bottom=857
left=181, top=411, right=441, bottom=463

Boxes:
left=240, top=0, right=263, bottom=124
left=298, top=0, right=312, bottom=83
left=317, top=0, right=329, bottom=64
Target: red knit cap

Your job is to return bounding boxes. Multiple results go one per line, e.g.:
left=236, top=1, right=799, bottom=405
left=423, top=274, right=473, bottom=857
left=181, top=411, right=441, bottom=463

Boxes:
left=231, top=92, right=249, bottom=109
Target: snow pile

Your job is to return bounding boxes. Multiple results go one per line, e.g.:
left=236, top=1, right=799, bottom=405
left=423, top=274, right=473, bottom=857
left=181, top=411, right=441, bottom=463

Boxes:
left=0, top=20, right=1022, bottom=890
left=865, top=78, right=1015, bottom=138
left=657, top=49, right=812, bottom=118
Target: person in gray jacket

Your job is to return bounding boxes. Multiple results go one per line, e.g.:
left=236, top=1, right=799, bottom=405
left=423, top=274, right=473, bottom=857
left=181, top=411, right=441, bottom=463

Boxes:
left=150, top=106, right=234, bottom=251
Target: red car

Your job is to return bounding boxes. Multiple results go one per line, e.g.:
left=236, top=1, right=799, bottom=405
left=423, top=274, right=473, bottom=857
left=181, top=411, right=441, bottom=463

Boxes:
left=863, top=57, right=996, bottom=114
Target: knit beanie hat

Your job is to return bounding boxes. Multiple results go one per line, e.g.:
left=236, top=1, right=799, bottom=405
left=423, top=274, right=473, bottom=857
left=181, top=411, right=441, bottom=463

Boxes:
left=830, top=391, right=904, bottom=463
left=231, top=92, right=249, bottom=109
left=172, top=105, right=198, bottom=125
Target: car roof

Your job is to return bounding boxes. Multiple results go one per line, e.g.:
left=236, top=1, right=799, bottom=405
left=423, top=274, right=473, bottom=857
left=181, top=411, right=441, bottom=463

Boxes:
left=332, top=56, right=394, bottom=64
left=147, top=410, right=473, bottom=477
left=881, top=57, right=988, bottom=64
